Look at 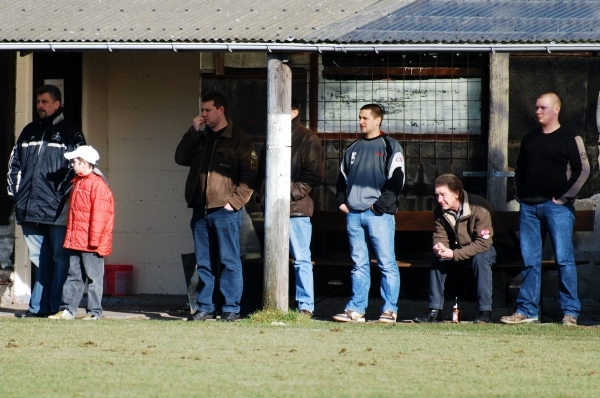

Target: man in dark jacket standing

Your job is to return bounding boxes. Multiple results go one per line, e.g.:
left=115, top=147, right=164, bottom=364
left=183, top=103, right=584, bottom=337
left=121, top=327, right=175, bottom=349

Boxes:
left=175, top=92, right=257, bottom=322
left=501, top=92, right=590, bottom=326
left=257, top=97, right=324, bottom=317
left=7, top=84, right=86, bottom=317
left=414, top=174, right=514, bottom=324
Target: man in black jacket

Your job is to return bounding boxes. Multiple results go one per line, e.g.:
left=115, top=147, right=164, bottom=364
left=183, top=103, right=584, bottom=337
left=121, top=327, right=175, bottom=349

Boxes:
left=257, top=97, right=324, bottom=317
left=7, top=85, right=86, bottom=318
left=175, top=92, right=257, bottom=322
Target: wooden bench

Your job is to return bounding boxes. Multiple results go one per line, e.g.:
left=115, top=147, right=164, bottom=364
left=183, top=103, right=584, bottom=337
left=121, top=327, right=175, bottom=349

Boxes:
left=310, top=209, right=597, bottom=269
left=246, top=209, right=596, bottom=308
left=307, top=209, right=597, bottom=308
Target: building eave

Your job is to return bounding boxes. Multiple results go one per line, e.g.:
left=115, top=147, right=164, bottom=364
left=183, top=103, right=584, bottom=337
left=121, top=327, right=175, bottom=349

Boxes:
left=4, top=41, right=600, bottom=53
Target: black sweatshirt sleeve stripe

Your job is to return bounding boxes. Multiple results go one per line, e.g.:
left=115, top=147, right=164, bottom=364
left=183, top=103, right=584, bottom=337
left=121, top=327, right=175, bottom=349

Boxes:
left=557, top=135, right=590, bottom=201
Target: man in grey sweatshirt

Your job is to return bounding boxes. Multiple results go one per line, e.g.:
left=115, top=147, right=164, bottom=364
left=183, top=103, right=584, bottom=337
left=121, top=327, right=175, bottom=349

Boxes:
left=333, top=104, right=405, bottom=323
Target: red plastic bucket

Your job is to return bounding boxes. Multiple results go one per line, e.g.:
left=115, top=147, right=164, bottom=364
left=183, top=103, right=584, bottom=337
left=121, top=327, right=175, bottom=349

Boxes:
left=104, top=264, right=133, bottom=296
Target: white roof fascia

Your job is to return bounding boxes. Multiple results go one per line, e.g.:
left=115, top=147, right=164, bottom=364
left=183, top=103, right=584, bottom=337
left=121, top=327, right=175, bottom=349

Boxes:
left=2, top=42, right=598, bottom=53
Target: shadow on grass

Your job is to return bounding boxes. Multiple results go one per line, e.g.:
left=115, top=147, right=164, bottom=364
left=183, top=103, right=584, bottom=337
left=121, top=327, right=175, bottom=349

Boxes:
left=244, top=308, right=313, bottom=324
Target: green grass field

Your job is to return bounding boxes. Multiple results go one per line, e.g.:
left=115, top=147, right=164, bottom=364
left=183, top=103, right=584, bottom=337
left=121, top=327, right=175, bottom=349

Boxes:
left=1, top=312, right=599, bottom=397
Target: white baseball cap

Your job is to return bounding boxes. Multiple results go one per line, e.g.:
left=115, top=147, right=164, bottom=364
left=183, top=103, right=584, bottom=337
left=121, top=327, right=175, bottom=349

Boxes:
left=64, top=145, right=100, bottom=165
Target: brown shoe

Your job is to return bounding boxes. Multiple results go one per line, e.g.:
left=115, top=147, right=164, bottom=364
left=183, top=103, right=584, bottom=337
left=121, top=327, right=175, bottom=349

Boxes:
left=378, top=311, right=397, bottom=323
left=500, top=312, right=539, bottom=324
left=562, top=315, right=577, bottom=326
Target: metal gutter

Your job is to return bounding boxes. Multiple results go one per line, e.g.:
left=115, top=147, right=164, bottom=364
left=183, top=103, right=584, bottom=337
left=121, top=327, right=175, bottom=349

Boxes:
left=1, top=41, right=600, bottom=53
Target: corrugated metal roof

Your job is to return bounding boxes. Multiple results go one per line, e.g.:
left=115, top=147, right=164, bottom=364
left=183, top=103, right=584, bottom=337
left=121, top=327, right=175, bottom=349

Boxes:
left=0, top=0, right=381, bottom=43
left=1, top=0, right=599, bottom=45
left=310, top=0, right=600, bottom=44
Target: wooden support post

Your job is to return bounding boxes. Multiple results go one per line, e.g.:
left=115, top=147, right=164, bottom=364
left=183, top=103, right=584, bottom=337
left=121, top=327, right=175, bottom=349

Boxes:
left=214, top=53, right=225, bottom=76
left=596, top=92, right=600, bottom=167
left=12, top=53, right=33, bottom=305
left=487, top=53, right=509, bottom=211
left=309, top=53, right=319, bottom=132
left=263, top=54, right=292, bottom=311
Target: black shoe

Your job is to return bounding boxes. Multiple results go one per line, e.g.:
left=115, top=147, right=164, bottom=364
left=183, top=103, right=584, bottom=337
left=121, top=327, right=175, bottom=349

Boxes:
left=473, top=311, right=492, bottom=324
left=187, top=310, right=215, bottom=321
left=299, top=309, right=313, bottom=318
left=16, top=310, right=42, bottom=318
left=414, top=309, right=443, bottom=323
left=219, top=312, right=240, bottom=322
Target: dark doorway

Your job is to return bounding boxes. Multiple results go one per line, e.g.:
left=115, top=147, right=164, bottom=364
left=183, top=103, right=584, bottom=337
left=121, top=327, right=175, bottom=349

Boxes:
left=32, top=52, right=82, bottom=130
left=0, top=52, right=16, bottom=225
left=201, top=67, right=308, bottom=137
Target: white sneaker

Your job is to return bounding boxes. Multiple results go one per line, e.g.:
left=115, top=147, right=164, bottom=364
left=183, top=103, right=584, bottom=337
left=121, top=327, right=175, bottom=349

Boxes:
left=48, top=310, right=75, bottom=320
left=82, top=313, right=100, bottom=321
left=332, top=310, right=365, bottom=323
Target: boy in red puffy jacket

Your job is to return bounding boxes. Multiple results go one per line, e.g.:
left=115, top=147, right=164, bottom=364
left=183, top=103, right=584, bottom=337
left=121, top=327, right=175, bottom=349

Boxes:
left=49, top=145, right=114, bottom=320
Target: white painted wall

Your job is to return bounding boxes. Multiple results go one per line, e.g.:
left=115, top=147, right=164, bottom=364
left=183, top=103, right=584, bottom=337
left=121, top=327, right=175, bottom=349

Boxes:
left=84, top=52, right=199, bottom=294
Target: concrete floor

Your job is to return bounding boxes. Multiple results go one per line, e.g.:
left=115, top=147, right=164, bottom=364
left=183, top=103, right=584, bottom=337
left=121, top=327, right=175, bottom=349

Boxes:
left=0, top=291, right=516, bottom=323
left=0, top=293, right=191, bottom=320
left=1, top=267, right=598, bottom=324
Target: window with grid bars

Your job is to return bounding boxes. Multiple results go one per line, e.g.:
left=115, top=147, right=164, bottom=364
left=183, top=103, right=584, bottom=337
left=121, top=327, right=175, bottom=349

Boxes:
left=318, top=52, right=483, bottom=135
left=313, top=52, right=489, bottom=211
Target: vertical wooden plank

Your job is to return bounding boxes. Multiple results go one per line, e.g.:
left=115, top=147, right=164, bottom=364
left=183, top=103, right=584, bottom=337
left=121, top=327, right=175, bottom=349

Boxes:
left=214, top=53, right=225, bottom=76
left=487, top=53, right=509, bottom=211
left=309, top=53, right=319, bottom=132
left=198, top=53, right=203, bottom=115
left=492, top=270, right=506, bottom=309
left=263, top=54, right=292, bottom=311
left=596, top=92, right=600, bottom=168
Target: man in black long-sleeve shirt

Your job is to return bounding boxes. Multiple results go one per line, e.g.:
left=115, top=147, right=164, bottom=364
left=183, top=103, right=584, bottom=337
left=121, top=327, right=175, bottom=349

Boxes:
left=501, top=92, right=590, bottom=326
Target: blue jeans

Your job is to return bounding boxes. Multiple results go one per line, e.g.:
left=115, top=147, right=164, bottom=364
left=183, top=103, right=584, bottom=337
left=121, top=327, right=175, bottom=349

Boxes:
left=191, top=207, right=243, bottom=313
left=345, top=209, right=400, bottom=314
left=289, top=217, right=314, bottom=312
left=21, top=223, right=71, bottom=314
left=61, top=252, right=104, bottom=318
left=429, top=246, right=500, bottom=311
left=517, top=200, right=580, bottom=318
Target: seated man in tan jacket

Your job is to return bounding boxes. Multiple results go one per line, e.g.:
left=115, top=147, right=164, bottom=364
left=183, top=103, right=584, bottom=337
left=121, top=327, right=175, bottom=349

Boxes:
left=414, top=174, right=514, bottom=324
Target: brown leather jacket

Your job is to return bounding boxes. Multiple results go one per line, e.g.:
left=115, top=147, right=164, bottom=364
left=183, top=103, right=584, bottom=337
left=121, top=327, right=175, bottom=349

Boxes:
left=175, top=119, right=257, bottom=210
left=433, top=191, right=514, bottom=261
left=257, top=117, right=324, bottom=217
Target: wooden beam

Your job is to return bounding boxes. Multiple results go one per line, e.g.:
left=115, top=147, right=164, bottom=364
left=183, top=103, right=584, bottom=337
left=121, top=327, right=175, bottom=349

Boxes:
left=309, top=53, right=319, bottom=132
left=314, top=132, right=484, bottom=142
left=322, top=66, right=481, bottom=78
left=251, top=133, right=486, bottom=144
left=205, top=67, right=307, bottom=80
left=308, top=210, right=596, bottom=232
left=263, top=54, right=292, bottom=311
left=487, top=53, right=509, bottom=211
left=214, top=53, right=225, bottom=76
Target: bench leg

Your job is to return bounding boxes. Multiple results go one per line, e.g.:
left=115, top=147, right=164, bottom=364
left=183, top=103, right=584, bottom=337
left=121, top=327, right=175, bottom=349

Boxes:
left=314, top=283, right=349, bottom=306
left=492, top=271, right=506, bottom=308
left=539, top=268, right=546, bottom=322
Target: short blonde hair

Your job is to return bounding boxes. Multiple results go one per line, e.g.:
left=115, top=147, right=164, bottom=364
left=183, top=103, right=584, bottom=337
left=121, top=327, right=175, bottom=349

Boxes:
left=538, top=92, right=561, bottom=109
